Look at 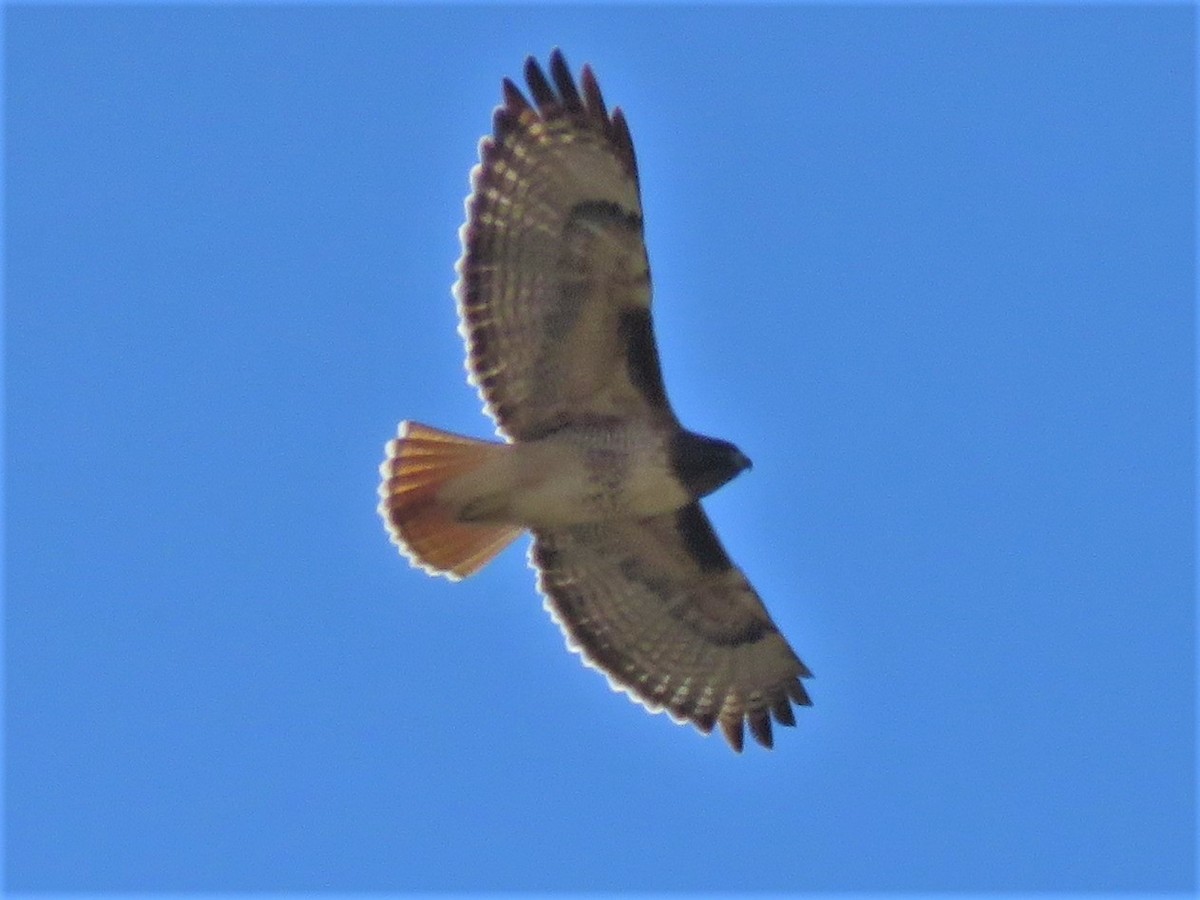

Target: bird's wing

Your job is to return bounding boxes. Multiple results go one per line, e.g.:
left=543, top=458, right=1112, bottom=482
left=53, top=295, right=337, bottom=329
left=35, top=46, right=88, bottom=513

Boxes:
left=531, top=504, right=812, bottom=751
left=455, top=49, right=676, bottom=441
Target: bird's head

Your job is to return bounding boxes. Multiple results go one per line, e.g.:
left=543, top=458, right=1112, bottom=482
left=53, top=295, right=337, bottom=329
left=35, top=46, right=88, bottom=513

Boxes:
left=670, top=430, right=752, bottom=498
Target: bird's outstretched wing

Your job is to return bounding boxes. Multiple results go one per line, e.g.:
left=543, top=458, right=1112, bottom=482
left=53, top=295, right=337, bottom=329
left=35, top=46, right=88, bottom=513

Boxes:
left=531, top=504, right=812, bottom=751
left=455, top=49, right=675, bottom=441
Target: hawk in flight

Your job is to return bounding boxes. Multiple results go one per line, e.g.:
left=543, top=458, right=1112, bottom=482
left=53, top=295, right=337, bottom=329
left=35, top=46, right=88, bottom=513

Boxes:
left=378, top=50, right=812, bottom=751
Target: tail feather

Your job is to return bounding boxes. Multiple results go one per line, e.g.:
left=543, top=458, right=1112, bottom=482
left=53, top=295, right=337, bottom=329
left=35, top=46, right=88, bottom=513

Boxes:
left=378, top=421, right=521, bottom=579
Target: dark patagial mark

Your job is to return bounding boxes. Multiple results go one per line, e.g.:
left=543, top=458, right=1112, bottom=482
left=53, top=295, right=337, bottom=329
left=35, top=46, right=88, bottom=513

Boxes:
left=674, top=504, right=732, bottom=573
left=617, top=309, right=668, bottom=409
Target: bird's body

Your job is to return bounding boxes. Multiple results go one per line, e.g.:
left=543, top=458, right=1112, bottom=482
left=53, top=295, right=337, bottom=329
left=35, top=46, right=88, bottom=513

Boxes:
left=379, top=50, right=812, bottom=751
left=432, top=420, right=745, bottom=528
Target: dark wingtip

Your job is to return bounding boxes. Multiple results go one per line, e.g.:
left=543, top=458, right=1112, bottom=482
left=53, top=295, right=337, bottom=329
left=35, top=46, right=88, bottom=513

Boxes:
left=580, top=64, right=607, bottom=119
left=524, top=54, right=556, bottom=108
left=500, top=52, right=639, bottom=186
left=548, top=48, right=583, bottom=112
left=720, top=717, right=745, bottom=753
left=501, top=77, right=529, bottom=112
left=772, top=696, right=797, bottom=727
left=748, top=710, right=774, bottom=749
left=788, top=679, right=814, bottom=706
left=611, top=108, right=635, bottom=154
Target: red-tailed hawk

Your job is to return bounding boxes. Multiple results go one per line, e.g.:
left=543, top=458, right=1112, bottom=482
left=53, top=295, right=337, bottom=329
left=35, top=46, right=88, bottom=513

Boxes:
left=378, top=50, right=812, bottom=751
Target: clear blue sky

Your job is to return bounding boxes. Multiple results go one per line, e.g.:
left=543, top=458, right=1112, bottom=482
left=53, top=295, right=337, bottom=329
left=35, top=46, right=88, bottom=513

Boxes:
left=5, top=4, right=1194, bottom=892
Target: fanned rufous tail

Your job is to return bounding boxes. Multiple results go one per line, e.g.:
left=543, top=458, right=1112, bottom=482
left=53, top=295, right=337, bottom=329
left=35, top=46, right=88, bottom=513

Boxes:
left=377, top=421, right=520, bottom=579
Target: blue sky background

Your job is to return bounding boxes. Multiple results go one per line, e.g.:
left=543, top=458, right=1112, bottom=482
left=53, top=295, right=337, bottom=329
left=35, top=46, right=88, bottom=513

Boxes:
left=4, top=4, right=1194, bottom=893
